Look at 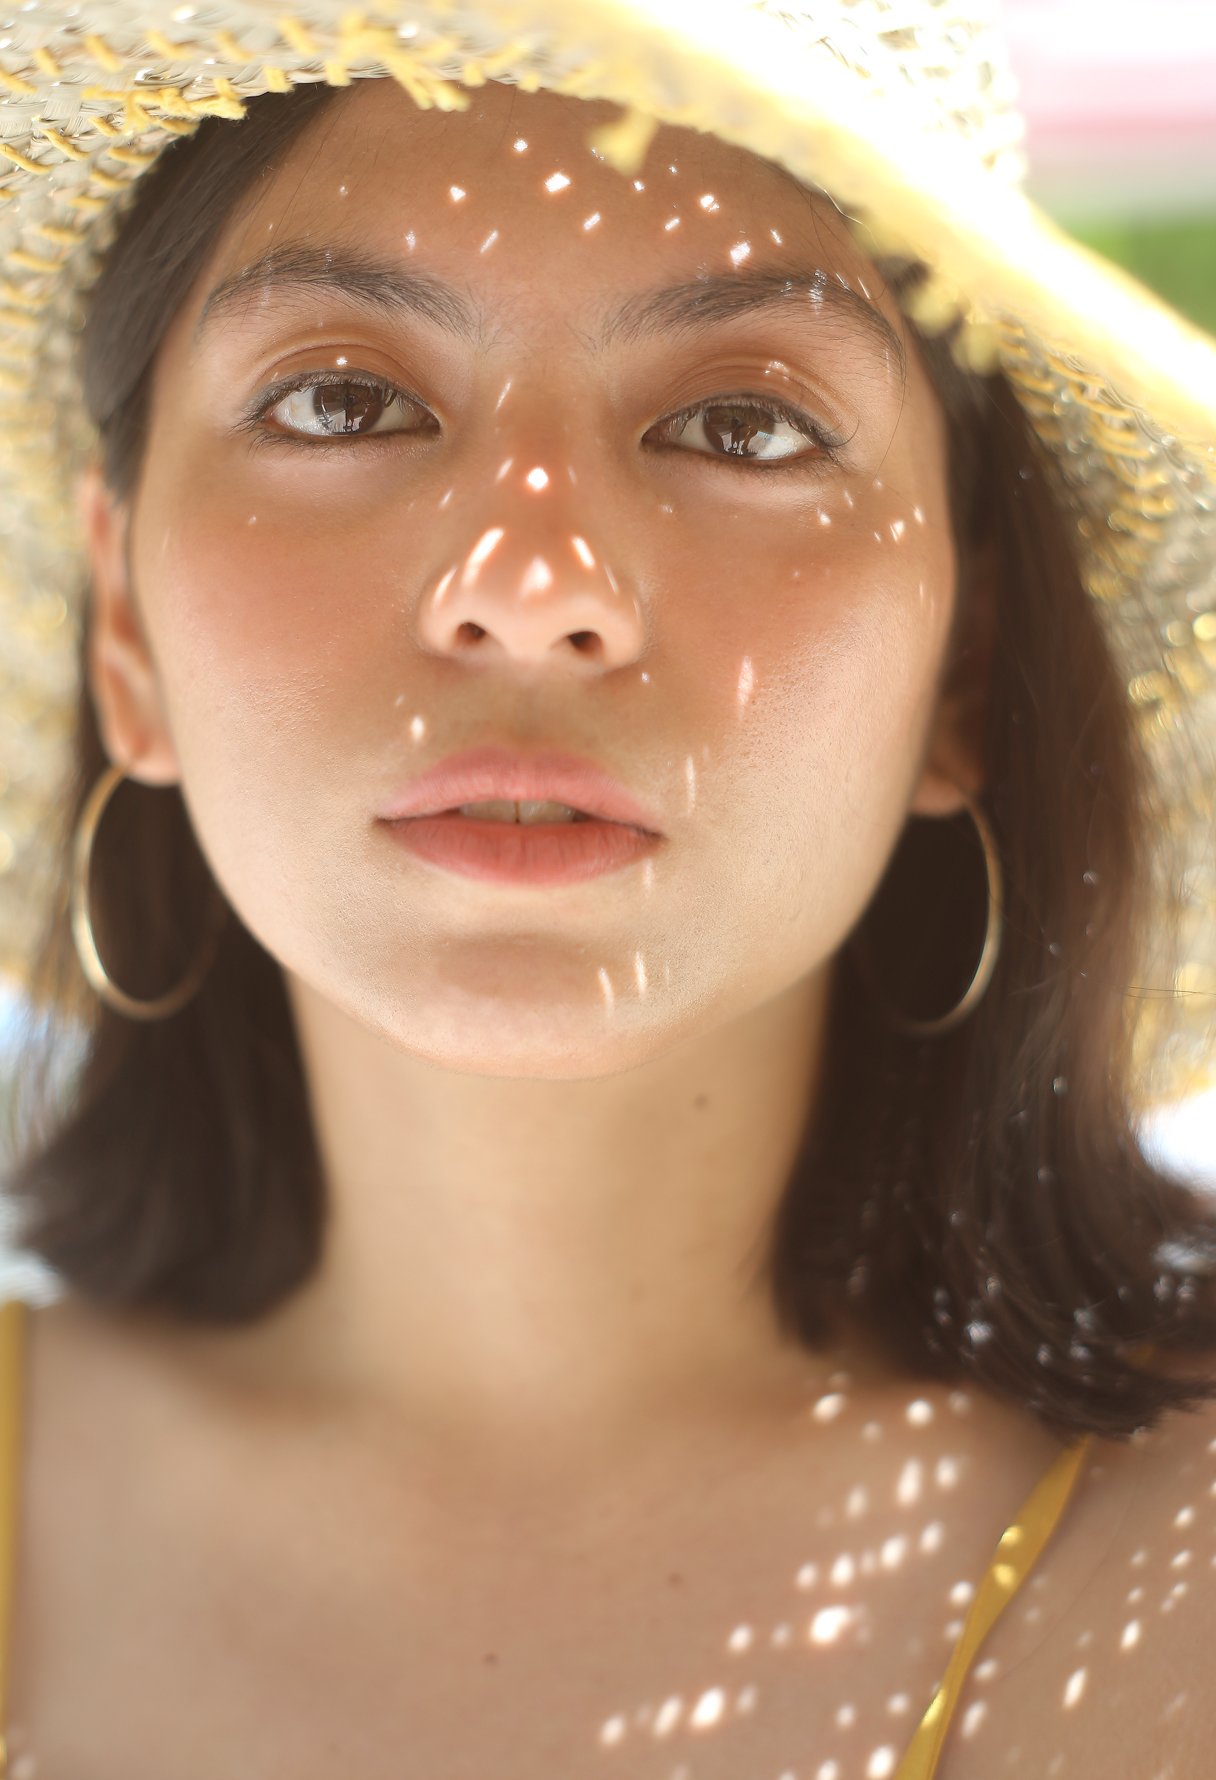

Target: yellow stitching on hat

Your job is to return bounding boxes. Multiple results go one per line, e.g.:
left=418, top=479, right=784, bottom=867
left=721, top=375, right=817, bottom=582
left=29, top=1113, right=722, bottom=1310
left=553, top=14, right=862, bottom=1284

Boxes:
left=0, top=307, right=38, bottom=330
left=7, top=250, right=60, bottom=275
left=276, top=17, right=322, bottom=57
left=78, top=107, right=126, bottom=136
left=0, top=279, right=44, bottom=308
left=0, top=67, right=37, bottom=97
left=144, top=30, right=184, bottom=62
left=0, top=145, right=51, bottom=176
left=36, top=129, right=92, bottom=162
left=585, top=106, right=659, bottom=177
left=105, top=145, right=163, bottom=167
left=32, top=47, right=62, bottom=79
left=63, top=192, right=109, bottom=214
left=83, top=35, right=125, bottom=74
left=89, top=169, right=132, bottom=193
left=213, top=30, right=249, bottom=64
left=31, top=224, right=85, bottom=247
left=141, top=86, right=208, bottom=120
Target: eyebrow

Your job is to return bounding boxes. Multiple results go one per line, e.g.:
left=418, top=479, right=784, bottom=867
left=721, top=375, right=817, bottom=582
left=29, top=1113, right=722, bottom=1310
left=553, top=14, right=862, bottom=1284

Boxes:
left=192, top=242, right=905, bottom=376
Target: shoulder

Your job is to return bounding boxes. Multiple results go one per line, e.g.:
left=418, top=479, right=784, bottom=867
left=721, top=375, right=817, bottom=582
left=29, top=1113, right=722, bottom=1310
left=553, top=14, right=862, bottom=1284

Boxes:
left=971, top=1369, right=1216, bottom=1777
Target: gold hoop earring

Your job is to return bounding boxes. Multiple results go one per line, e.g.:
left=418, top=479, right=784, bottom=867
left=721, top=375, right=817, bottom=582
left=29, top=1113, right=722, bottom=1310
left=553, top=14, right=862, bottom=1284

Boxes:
left=70, top=760, right=229, bottom=1022
left=849, top=786, right=1004, bottom=1038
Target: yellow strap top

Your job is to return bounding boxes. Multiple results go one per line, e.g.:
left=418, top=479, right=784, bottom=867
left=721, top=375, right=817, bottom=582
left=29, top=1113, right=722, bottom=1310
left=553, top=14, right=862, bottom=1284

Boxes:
left=0, top=1296, right=1095, bottom=1780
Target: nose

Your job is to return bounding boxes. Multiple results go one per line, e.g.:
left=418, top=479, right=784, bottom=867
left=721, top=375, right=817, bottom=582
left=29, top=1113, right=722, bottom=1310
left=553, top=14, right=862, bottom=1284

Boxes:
left=414, top=464, right=646, bottom=670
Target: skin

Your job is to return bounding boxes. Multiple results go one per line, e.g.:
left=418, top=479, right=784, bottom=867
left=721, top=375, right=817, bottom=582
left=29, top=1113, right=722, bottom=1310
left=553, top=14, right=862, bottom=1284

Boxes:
left=77, top=75, right=998, bottom=1480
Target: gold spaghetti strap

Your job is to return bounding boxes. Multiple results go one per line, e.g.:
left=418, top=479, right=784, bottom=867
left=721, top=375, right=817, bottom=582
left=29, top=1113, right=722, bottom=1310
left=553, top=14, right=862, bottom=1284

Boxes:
left=0, top=1298, right=27, bottom=1780
left=893, top=1429, right=1097, bottom=1780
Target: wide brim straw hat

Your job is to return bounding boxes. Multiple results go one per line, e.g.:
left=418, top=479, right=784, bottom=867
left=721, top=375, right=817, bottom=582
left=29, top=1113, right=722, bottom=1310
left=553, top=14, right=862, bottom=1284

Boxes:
left=0, top=0, right=1213, bottom=1112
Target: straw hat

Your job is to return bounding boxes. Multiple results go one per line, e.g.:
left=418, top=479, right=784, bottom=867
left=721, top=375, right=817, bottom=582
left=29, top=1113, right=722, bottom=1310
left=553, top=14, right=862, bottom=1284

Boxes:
left=0, top=0, right=1213, bottom=1109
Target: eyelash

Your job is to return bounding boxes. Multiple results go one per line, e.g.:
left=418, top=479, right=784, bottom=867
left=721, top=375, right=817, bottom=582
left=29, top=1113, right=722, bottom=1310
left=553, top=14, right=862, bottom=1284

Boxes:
left=240, top=370, right=847, bottom=472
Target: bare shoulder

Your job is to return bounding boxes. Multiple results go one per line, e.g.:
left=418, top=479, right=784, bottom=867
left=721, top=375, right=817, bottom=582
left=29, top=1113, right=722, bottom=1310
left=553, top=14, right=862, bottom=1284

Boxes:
left=964, top=1357, right=1216, bottom=1780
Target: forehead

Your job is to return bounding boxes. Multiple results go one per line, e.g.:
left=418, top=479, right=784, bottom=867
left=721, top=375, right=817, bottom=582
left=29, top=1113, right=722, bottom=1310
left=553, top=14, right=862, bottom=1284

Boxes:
left=202, top=75, right=908, bottom=355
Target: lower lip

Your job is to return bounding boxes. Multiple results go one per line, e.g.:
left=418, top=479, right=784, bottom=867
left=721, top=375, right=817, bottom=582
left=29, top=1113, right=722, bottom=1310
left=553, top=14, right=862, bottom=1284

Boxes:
left=381, top=813, right=662, bottom=885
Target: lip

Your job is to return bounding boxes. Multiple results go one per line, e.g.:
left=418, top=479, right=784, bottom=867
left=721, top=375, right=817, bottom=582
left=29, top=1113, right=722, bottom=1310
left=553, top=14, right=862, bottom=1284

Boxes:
left=377, top=744, right=664, bottom=835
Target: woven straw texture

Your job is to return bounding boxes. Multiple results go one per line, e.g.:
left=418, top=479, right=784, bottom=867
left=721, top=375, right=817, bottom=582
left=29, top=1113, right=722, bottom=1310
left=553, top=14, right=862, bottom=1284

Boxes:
left=0, top=0, right=1213, bottom=1111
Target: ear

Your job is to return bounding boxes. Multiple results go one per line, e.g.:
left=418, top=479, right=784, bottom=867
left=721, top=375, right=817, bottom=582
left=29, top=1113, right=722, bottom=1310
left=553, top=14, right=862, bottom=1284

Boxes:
left=77, top=460, right=180, bottom=787
left=908, top=533, right=997, bottom=819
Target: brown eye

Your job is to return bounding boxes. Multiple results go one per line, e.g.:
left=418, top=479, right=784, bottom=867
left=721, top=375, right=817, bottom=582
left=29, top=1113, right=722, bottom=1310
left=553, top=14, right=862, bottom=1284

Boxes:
left=651, top=395, right=841, bottom=468
left=254, top=374, right=435, bottom=443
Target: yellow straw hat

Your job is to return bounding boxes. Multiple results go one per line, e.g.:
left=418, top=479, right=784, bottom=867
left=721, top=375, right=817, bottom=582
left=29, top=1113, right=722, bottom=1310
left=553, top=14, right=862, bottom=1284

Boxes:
left=0, top=0, right=1213, bottom=1109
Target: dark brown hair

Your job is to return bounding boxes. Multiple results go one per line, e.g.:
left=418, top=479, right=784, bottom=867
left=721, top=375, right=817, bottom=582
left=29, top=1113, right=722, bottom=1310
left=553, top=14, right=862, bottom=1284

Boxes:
left=7, top=80, right=1216, bottom=1443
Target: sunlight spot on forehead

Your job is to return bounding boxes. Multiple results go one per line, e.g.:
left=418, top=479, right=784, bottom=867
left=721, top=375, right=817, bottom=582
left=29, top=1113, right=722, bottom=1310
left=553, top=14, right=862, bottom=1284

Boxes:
left=664, top=216, right=681, bottom=231
left=890, top=518, right=906, bottom=541
left=571, top=536, right=596, bottom=568
left=632, top=178, right=645, bottom=191
left=525, top=466, right=549, bottom=491
left=843, top=489, right=855, bottom=508
left=913, top=504, right=925, bottom=523
left=513, top=137, right=528, bottom=152
left=438, top=486, right=454, bottom=509
left=496, top=378, right=513, bottom=410
left=819, top=510, right=831, bottom=526
left=729, top=240, right=751, bottom=266
left=449, top=185, right=466, bottom=202
left=246, top=513, right=257, bottom=525
left=410, top=714, right=426, bottom=741
left=699, top=193, right=720, bottom=211
left=545, top=171, right=571, bottom=193
left=770, top=228, right=783, bottom=244
left=480, top=229, right=499, bottom=253
left=337, top=183, right=348, bottom=197
left=583, top=212, right=601, bottom=231
left=727, top=1623, right=753, bottom=1652
left=495, top=457, right=514, bottom=481
left=810, top=1605, right=854, bottom=1644
left=736, top=655, right=755, bottom=709
left=404, top=230, right=416, bottom=250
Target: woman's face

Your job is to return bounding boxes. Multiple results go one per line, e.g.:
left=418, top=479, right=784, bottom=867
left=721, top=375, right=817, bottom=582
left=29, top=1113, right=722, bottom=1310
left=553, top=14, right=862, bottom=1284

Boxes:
left=87, top=76, right=982, bottom=1076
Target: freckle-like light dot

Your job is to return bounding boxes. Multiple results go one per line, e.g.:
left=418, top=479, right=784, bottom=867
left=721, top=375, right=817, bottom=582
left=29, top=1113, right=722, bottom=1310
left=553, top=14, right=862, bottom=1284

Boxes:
left=1174, top=1505, right=1195, bottom=1528
left=896, top=1459, right=923, bottom=1506
left=526, top=466, right=550, bottom=491
left=736, top=1683, right=759, bottom=1712
left=632, top=178, right=645, bottom=191
left=405, top=230, right=416, bottom=249
left=1063, top=1667, right=1087, bottom=1707
left=337, top=182, right=348, bottom=196
left=880, top=1534, right=908, bottom=1569
left=545, top=171, right=571, bottom=192
left=480, top=230, right=499, bottom=253
left=913, top=504, right=925, bottom=523
left=836, top=1703, right=857, bottom=1729
left=819, top=510, right=831, bottom=525
left=935, top=1455, right=960, bottom=1489
left=689, top=1688, right=725, bottom=1728
left=583, top=212, right=601, bottom=230
left=830, top=1553, right=855, bottom=1586
left=796, top=1561, right=818, bottom=1588
left=770, top=228, right=783, bottom=244
left=651, top=1696, right=682, bottom=1736
left=920, top=1520, right=945, bottom=1553
left=727, top=1623, right=753, bottom=1652
left=410, top=715, right=425, bottom=740
left=890, top=518, right=906, bottom=541
left=906, top=1398, right=933, bottom=1426
left=699, top=193, right=719, bottom=210
left=1121, top=1619, right=1141, bottom=1649
left=812, top=1391, right=846, bottom=1421
left=664, top=217, right=681, bottom=231
left=867, top=1745, right=897, bottom=1776
left=599, top=1714, right=627, bottom=1746
left=247, top=513, right=257, bottom=525
left=513, top=137, right=528, bottom=151
left=449, top=184, right=465, bottom=201
left=810, top=1605, right=853, bottom=1643
left=730, top=241, right=751, bottom=265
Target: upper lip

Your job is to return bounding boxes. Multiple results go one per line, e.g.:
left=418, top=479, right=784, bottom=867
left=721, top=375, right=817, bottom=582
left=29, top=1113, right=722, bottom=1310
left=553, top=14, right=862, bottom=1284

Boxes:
left=379, top=744, right=664, bottom=834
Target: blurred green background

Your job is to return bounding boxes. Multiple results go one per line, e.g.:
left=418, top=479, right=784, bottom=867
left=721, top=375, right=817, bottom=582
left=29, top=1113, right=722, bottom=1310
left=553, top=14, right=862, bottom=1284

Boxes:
left=1068, top=214, right=1216, bottom=335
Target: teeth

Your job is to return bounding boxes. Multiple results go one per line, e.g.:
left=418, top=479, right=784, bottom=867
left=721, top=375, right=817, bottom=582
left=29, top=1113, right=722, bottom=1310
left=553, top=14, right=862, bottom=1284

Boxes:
left=456, top=799, right=592, bottom=824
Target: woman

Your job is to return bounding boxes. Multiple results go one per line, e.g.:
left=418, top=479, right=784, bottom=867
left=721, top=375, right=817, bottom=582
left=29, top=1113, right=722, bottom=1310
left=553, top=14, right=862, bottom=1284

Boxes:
left=1, top=3, right=1215, bottom=1775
